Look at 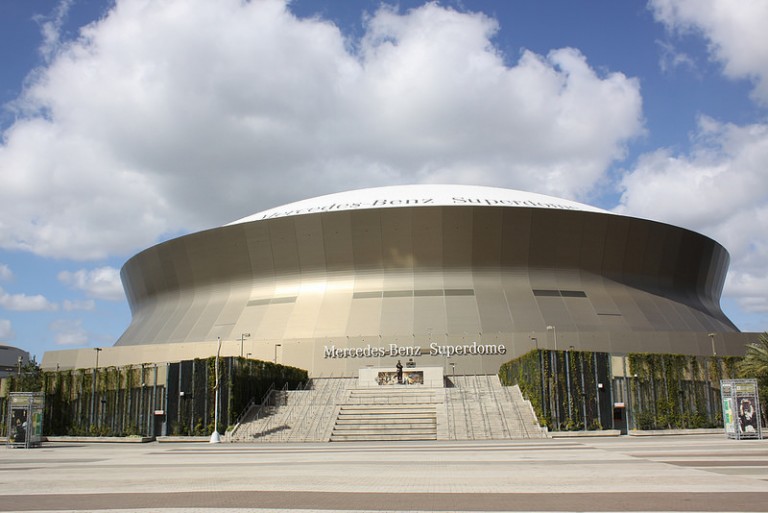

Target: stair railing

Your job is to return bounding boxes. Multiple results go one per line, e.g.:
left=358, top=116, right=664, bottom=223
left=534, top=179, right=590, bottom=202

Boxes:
left=489, top=374, right=511, bottom=438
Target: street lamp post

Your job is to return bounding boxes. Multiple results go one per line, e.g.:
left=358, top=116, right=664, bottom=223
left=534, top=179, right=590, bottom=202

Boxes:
left=210, top=337, right=222, bottom=444
left=531, top=333, right=547, bottom=418
left=707, top=332, right=717, bottom=419
left=91, top=348, right=102, bottom=429
left=240, top=333, right=251, bottom=358
left=546, top=326, right=560, bottom=426
left=546, top=326, right=557, bottom=351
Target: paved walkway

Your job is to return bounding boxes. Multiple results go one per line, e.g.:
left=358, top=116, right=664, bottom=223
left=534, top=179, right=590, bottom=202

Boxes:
left=1, top=434, right=767, bottom=512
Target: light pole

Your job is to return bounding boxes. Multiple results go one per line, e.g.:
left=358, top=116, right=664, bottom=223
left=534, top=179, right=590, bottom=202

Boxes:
left=91, top=348, right=102, bottom=430
left=240, top=333, right=251, bottom=358
left=565, top=345, right=573, bottom=420
left=210, top=337, right=222, bottom=443
left=708, top=332, right=716, bottom=356
left=274, top=344, right=282, bottom=364
left=546, top=326, right=557, bottom=351
left=547, top=325, right=559, bottom=427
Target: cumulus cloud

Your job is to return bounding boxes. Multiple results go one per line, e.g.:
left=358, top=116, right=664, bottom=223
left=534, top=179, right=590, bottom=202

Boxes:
left=50, top=318, right=88, bottom=346
left=617, top=2, right=768, bottom=324
left=0, top=287, right=57, bottom=312
left=616, top=117, right=768, bottom=317
left=650, top=0, right=768, bottom=104
left=62, top=299, right=96, bottom=311
left=58, top=267, right=124, bottom=301
left=656, top=40, right=697, bottom=75
left=0, top=264, right=12, bottom=281
left=34, top=0, right=75, bottom=62
left=0, top=0, right=643, bottom=261
left=0, top=319, right=13, bottom=341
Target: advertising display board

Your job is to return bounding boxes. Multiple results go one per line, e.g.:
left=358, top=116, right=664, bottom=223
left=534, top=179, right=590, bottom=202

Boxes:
left=6, top=392, right=44, bottom=448
left=721, top=379, right=762, bottom=440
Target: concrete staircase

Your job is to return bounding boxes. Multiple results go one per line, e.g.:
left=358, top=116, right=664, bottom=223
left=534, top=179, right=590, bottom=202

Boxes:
left=445, top=375, right=548, bottom=439
left=225, top=377, right=354, bottom=442
left=330, top=387, right=439, bottom=442
left=226, top=375, right=547, bottom=443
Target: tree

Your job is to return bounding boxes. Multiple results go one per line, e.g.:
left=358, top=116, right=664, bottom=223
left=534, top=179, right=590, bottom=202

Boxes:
left=739, top=332, right=768, bottom=379
left=9, top=358, right=43, bottom=393
left=738, top=332, right=768, bottom=419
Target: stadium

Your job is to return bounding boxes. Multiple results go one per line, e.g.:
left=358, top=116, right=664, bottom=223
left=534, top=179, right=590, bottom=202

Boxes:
left=43, top=184, right=749, bottom=374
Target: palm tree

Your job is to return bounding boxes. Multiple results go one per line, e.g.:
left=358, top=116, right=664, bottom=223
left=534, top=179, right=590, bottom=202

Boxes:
left=738, top=332, right=768, bottom=379
left=738, top=332, right=768, bottom=427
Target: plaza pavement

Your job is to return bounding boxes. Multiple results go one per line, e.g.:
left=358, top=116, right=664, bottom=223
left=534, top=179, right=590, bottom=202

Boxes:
left=1, top=434, right=767, bottom=512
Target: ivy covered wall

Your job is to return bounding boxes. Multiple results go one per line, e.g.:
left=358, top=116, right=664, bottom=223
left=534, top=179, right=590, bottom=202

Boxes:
left=499, top=350, right=612, bottom=431
left=625, top=353, right=740, bottom=430
left=500, top=350, right=741, bottom=431
left=1, top=357, right=307, bottom=437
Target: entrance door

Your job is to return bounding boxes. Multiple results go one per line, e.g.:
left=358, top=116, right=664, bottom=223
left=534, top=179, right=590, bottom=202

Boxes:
left=613, top=405, right=627, bottom=434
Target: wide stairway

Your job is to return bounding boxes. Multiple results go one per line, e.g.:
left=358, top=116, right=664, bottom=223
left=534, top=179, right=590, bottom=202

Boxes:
left=445, top=375, right=547, bottom=439
left=330, top=387, right=440, bottom=442
left=226, top=375, right=547, bottom=442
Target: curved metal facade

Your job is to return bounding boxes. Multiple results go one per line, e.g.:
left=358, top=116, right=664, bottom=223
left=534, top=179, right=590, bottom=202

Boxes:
left=116, top=204, right=740, bottom=374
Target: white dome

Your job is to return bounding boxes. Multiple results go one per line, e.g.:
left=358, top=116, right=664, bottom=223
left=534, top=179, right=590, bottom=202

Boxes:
left=229, top=184, right=610, bottom=225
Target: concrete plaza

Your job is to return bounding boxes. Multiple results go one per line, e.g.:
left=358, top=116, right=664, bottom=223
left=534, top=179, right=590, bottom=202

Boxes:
left=1, top=434, right=768, bottom=512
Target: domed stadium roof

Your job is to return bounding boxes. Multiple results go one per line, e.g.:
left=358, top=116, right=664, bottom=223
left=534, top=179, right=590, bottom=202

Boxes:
left=229, top=184, right=611, bottom=225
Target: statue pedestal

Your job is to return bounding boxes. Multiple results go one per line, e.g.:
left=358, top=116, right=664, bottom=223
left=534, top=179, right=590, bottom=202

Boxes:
left=358, top=366, right=444, bottom=388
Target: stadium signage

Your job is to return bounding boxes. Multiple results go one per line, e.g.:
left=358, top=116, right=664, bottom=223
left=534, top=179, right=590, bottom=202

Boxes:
left=323, top=342, right=506, bottom=359
left=258, top=196, right=581, bottom=220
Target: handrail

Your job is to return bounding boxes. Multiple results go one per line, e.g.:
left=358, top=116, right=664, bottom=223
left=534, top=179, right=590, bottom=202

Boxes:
left=254, top=386, right=283, bottom=440
left=445, top=381, right=456, bottom=439
left=255, top=383, right=277, bottom=420
left=228, top=383, right=275, bottom=439
left=510, top=383, right=532, bottom=438
left=490, top=374, right=511, bottom=438
left=473, top=375, right=490, bottom=438
left=228, top=396, right=257, bottom=438
left=460, top=376, right=474, bottom=439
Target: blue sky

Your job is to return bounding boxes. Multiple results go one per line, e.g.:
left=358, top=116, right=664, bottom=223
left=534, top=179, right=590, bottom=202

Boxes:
left=1, top=0, right=767, bottom=361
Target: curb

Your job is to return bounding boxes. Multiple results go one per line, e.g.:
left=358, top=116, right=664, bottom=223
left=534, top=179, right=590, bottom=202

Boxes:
left=550, top=430, right=622, bottom=438
left=628, top=428, right=724, bottom=436
left=45, top=436, right=154, bottom=443
left=156, top=436, right=211, bottom=443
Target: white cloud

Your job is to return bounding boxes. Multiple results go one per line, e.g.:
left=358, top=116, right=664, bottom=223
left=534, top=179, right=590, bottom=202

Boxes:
left=645, top=1, right=768, bottom=328
left=656, top=40, right=697, bottom=75
left=62, top=299, right=96, bottom=311
left=650, top=0, right=768, bottom=104
left=0, top=264, right=12, bottom=281
left=50, top=318, right=88, bottom=346
left=0, top=286, right=57, bottom=312
left=34, top=0, right=75, bottom=62
left=0, top=319, right=13, bottom=340
left=616, top=117, right=768, bottom=320
left=58, top=267, right=124, bottom=301
left=0, top=0, right=643, bottom=261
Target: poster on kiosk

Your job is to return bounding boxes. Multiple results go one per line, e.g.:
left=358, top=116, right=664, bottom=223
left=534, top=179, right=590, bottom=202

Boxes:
left=721, top=379, right=762, bottom=440
left=6, top=392, right=44, bottom=448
